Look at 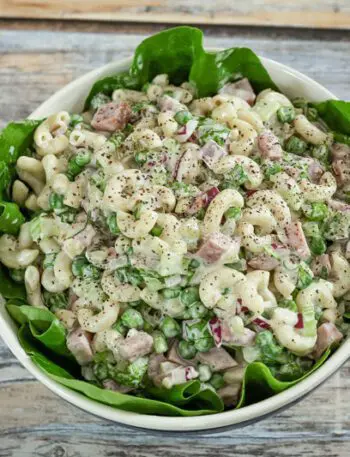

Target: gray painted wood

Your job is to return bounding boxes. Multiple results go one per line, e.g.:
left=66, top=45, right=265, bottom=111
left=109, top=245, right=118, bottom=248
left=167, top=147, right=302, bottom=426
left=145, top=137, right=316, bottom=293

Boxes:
left=0, top=26, right=350, bottom=456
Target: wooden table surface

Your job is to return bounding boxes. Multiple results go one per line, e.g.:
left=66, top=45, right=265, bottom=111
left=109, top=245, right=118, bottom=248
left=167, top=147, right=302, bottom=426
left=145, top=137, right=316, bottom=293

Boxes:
left=0, top=21, right=350, bottom=457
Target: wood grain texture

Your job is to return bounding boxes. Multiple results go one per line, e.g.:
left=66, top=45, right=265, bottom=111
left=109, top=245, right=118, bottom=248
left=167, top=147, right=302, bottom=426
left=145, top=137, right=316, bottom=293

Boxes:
left=0, top=0, right=350, bottom=29
left=0, top=28, right=350, bottom=456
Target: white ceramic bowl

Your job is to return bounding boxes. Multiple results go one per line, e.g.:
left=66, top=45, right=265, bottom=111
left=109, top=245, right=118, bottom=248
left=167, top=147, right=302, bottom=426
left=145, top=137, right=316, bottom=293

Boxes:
left=1, top=53, right=349, bottom=432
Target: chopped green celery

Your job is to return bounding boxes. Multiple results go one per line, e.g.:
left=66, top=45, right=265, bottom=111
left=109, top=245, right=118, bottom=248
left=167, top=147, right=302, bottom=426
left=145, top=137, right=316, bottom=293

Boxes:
left=150, top=224, right=163, bottom=236
left=277, top=106, right=295, bottom=123
left=43, top=291, right=68, bottom=312
left=263, top=245, right=281, bottom=260
left=143, top=276, right=163, bottom=292
left=48, top=193, right=65, bottom=211
left=225, top=207, right=241, bottom=219
left=285, top=136, right=308, bottom=155
left=300, top=302, right=317, bottom=337
left=297, top=263, right=313, bottom=290
left=72, top=255, right=101, bottom=280
left=180, top=286, right=200, bottom=306
left=133, top=203, right=143, bottom=220
left=29, top=216, right=43, bottom=242
left=170, top=181, right=199, bottom=198
left=302, top=221, right=320, bottom=238
left=106, top=213, right=120, bottom=235
left=197, top=119, right=230, bottom=146
left=303, top=202, right=328, bottom=221
left=91, top=169, right=106, bottom=191
left=263, top=162, right=282, bottom=179
left=114, top=357, right=149, bottom=388
left=309, top=236, right=326, bottom=255
left=9, top=268, right=25, bottom=283
left=220, top=164, right=248, bottom=190
left=278, top=299, right=298, bottom=312
left=43, top=253, right=57, bottom=269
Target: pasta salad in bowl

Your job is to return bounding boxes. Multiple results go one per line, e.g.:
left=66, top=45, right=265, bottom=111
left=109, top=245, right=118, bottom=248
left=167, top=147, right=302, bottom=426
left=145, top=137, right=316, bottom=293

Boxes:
left=0, top=26, right=349, bottom=431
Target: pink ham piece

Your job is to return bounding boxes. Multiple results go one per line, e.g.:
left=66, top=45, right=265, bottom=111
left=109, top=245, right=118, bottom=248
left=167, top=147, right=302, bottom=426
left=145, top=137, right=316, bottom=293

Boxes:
left=311, top=254, right=331, bottom=277
left=257, top=130, right=283, bottom=160
left=66, top=327, right=93, bottom=365
left=187, top=187, right=220, bottom=215
left=102, top=379, right=134, bottom=394
left=91, top=102, right=131, bottom=132
left=285, top=221, right=311, bottom=260
left=331, top=143, right=350, bottom=160
left=118, top=330, right=153, bottom=361
left=313, top=322, right=343, bottom=359
left=199, top=140, right=227, bottom=169
left=196, top=347, right=237, bottom=371
left=332, top=159, right=350, bottom=185
left=217, top=384, right=241, bottom=406
left=248, top=253, right=279, bottom=271
left=196, top=232, right=239, bottom=264
left=308, top=160, right=324, bottom=183
left=219, top=78, right=256, bottom=105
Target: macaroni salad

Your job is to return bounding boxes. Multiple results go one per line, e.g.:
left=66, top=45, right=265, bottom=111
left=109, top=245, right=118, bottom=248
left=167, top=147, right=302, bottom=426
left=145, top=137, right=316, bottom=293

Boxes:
left=5, top=74, right=349, bottom=407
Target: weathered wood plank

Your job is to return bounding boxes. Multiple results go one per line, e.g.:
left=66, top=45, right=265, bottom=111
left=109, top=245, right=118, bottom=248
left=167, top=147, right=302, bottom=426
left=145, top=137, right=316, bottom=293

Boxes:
left=0, top=0, right=350, bottom=29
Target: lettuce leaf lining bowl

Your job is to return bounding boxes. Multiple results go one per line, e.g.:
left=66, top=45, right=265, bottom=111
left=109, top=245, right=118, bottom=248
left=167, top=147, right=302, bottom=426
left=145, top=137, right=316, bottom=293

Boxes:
left=0, top=28, right=349, bottom=431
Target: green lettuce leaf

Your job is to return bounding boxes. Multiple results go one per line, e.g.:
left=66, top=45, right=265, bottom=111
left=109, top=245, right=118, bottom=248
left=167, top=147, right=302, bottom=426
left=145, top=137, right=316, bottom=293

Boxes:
left=84, top=26, right=277, bottom=108
left=314, top=100, right=350, bottom=136
left=0, top=266, right=26, bottom=299
left=236, top=348, right=331, bottom=408
left=7, top=304, right=70, bottom=357
left=0, top=120, right=41, bottom=164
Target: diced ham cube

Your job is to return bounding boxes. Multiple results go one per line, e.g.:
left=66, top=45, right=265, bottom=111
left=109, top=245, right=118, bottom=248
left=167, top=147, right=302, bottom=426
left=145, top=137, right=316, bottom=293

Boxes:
left=332, top=159, right=350, bottom=185
left=66, top=327, right=93, bottom=365
left=311, top=254, right=331, bottom=277
left=199, top=140, right=227, bottom=169
left=248, top=253, right=279, bottom=271
left=186, top=187, right=220, bottom=216
left=308, top=160, right=324, bottom=183
left=331, top=143, right=350, bottom=161
left=313, top=322, right=343, bottom=359
left=196, top=347, right=237, bottom=371
left=257, top=130, right=283, bottom=160
left=217, top=384, right=241, bottom=406
left=102, top=379, right=134, bottom=394
left=285, top=221, right=311, bottom=260
left=196, top=232, right=238, bottom=264
left=118, top=330, right=153, bottom=361
left=91, top=102, right=131, bottom=132
left=219, top=78, right=256, bottom=105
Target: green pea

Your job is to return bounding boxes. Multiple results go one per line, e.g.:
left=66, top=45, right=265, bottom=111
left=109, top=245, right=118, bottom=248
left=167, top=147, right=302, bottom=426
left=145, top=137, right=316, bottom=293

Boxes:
left=285, top=136, right=307, bottom=155
left=9, top=268, right=25, bottom=283
left=311, top=144, right=329, bottom=163
left=194, top=336, right=215, bottom=352
left=152, top=331, right=168, bottom=354
left=310, top=236, right=327, bottom=255
left=225, top=207, right=241, bottom=219
left=106, top=213, right=120, bottom=235
left=160, top=316, right=181, bottom=338
left=303, top=202, right=328, bottom=221
left=121, top=308, right=144, bottom=329
left=264, top=162, right=282, bottom=179
left=188, top=302, right=207, bottom=319
left=162, top=287, right=181, bottom=299
left=198, top=364, right=212, bottom=382
left=134, top=151, right=148, bottom=165
left=48, top=193, right=65, bottom=211
left=67, top=159, right=82, bottom=181
left=180, top=287, right=200, bottom=306
left=178, top=340, right=197, bottom=359
left=75, top=149, right=91, bottom=167
left=210, top=373, right=224, bottom=390
left=109, top=132, right=125, bottom=148
left=277, top=106, right=295, bottom=123
left=150, top=224, right=163, bottom=236
left=174, top=110, right=193, bottom=125
left=189, top=259, right=200, bottom=269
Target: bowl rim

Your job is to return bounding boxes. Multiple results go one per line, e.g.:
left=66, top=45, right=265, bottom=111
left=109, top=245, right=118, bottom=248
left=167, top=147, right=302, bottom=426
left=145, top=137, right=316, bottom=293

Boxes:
left=1, top=52, right=349, bottom=432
